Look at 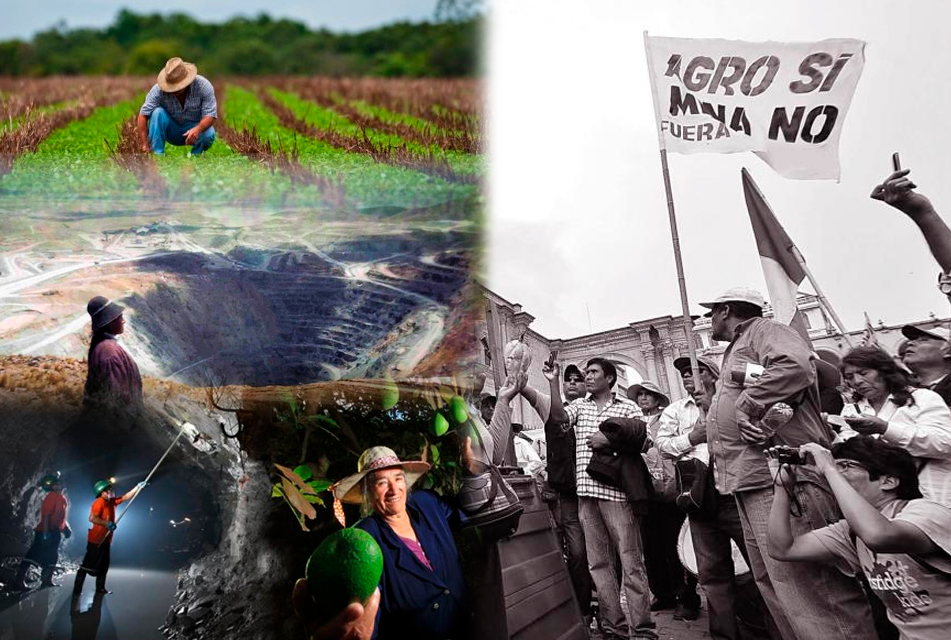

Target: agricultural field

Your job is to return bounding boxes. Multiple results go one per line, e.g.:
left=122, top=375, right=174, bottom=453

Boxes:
left=0, top=76, right=483, bottom=386
left=0, top=75, right=483, bottom=207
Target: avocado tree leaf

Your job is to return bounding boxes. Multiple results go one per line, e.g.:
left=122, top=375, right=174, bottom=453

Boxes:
left=271, top=484, right=284, bottom=498
left=303, top=493, right=325, bottom=506
left=281, top=477, right=317, bottom=521
left=307, top=478, right=332, bottom=493
left=275, top=463, right=318, bottom=495
left=293, top=464, right=314, bottom=482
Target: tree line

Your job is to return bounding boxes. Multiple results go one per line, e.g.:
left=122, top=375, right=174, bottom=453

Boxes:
left=0, top=10, right=481, bottom=77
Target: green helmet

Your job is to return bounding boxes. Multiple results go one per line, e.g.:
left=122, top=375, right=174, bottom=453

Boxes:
left=93, top=479, right=114, bottom=496
left=39, top=473, right=61, bottom=491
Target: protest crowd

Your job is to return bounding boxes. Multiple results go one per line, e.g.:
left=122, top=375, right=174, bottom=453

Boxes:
left=479, top=169, right=951, bottom=640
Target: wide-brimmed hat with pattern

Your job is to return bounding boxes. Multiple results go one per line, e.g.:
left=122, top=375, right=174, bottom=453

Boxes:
left=332, top=446, right=430, bottom=504
left=157, top=57, right=198, bottom=93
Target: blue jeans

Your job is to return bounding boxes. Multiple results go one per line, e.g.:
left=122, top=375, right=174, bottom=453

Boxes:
left=553, top=492, right=592, bottom=616
left=690, top=492, right=774, bottom=640
left=148, top=107, right=215, bottom=155
left=579, top=497, right=656, bottom=639
left=735, top=484, right=877, bottom=640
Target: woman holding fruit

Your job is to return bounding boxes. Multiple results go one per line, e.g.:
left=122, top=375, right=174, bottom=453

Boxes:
left=295, top=446, right=469, bottom=640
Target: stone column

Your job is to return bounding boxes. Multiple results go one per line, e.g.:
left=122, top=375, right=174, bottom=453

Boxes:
left=661, top=342, right=682, bottom=402
left=640, top=345, right=658, bottom=384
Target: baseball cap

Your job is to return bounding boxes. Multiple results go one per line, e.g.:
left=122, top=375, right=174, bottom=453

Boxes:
left=673, top=355, right=721, bottom=379
left=901, top=325, right=951, bottom=342
left=563, top=364, right=583, bottom=380
left=699, top=287, right=766, bottom=317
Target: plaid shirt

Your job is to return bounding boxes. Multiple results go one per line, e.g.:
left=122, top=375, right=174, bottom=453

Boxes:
left=139, top=75, right=217, bottom=126
left=565, top=395, right=643, bottom=501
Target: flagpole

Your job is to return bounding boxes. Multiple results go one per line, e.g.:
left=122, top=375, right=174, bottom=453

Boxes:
left=644, top=31, right=703, bottom=386
left=790, top=245, right=855, bottom=348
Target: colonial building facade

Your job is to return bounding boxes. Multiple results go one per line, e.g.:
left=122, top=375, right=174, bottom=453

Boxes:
left=480, top=286, right=949, bottom=430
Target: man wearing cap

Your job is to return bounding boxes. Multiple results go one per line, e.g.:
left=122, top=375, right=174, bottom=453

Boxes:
left=137, top=57, right=216, bottom=156
left=84, top=296, right=142, bottom=410
left=546, top=358, right=656, bottom=640
left=901, top=324, right=951, bottom=405
left=632, top=378, right=703, bottom=620
left=11, top=473, right=72, bottom=590
left=73, top=479, right=146, bottom=596
left=518, top=363, right=592, bottom=623
left=701, top=287, right=875, bottom=640
left=656, top=356, right=775, bottom=640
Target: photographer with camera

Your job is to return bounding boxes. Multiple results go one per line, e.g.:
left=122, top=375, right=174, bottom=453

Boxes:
left=701, top=287, right=875, bottom=640
left=767, top=437, right=951, bottom=640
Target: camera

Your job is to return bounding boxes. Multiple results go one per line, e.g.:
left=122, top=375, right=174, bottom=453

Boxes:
left=765, top=445, right=808, bottom=465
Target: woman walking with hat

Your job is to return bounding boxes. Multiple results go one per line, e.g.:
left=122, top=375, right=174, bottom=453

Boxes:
left=84, top=295, right=142, bottom=410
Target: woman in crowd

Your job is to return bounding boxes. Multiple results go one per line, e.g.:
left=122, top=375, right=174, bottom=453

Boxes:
left=837, top=345, right=951, bottom=506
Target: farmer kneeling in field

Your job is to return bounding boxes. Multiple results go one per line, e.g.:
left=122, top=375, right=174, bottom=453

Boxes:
left=137, top=57, right=216, bottom=156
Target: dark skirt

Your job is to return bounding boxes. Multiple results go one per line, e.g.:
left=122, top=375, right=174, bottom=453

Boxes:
left=23, top=531, right=61, bottom=568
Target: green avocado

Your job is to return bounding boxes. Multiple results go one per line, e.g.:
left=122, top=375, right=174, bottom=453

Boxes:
left=449, top=395, right=469, bottom=424
left=306, top=528, right=383, bottom=622
left=432, top=412, right=450, bottom=437
left=381, top=380, right=400, bottom=410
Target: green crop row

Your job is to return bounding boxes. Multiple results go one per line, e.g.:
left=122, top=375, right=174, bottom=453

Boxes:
left=224, top=85, right=478, bottom=208
left=268, top=89, right=483, bottom=178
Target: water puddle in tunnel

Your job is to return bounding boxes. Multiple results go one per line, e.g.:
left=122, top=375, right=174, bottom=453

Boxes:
left=0, top=568, right=177, bottom=639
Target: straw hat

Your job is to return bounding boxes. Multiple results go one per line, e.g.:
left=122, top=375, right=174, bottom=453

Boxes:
left=332, top=446, right=430, bottom=504
left=626, top=380, right=669, bottom=406
left=157, top=57, right=198, bottom=93
left=87, top=296, right=125, bottom=332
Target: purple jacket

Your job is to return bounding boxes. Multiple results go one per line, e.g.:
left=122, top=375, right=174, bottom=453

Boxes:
left=84, top=337, right=142, bottom=408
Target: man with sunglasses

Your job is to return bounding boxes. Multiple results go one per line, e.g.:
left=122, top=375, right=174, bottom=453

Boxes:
left=769, top=436, right=951, bottom=640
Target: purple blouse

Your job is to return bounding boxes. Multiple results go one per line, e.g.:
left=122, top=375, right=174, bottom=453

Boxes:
left=399, top=536, right=433, bottom=570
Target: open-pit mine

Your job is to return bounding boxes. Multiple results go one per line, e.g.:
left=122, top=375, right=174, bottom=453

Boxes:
left=0, top=203, right=476, bottom=386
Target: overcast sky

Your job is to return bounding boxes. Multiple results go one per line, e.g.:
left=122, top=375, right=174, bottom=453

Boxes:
left=487, top=0, right=951, bottom=340
left=1, top=1, right=439, bottom=40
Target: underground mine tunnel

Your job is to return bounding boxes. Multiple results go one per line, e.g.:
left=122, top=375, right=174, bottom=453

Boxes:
left=0, top=401, right=247, bottom=640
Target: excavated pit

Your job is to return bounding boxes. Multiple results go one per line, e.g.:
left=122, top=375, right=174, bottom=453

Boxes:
left=121, top=235, right=469, bottom=387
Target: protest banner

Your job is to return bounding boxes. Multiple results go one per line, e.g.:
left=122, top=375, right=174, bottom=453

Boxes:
left=645, top=35, right=865, bottom=180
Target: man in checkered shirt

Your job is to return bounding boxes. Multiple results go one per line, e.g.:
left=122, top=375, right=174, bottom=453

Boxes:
left=137, top=57, right=217, bottom=156
left=547, top=358, right=657, bottom=640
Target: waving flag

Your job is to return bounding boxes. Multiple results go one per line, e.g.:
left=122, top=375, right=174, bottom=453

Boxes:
left=741, top=168, right=810, bottom=343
